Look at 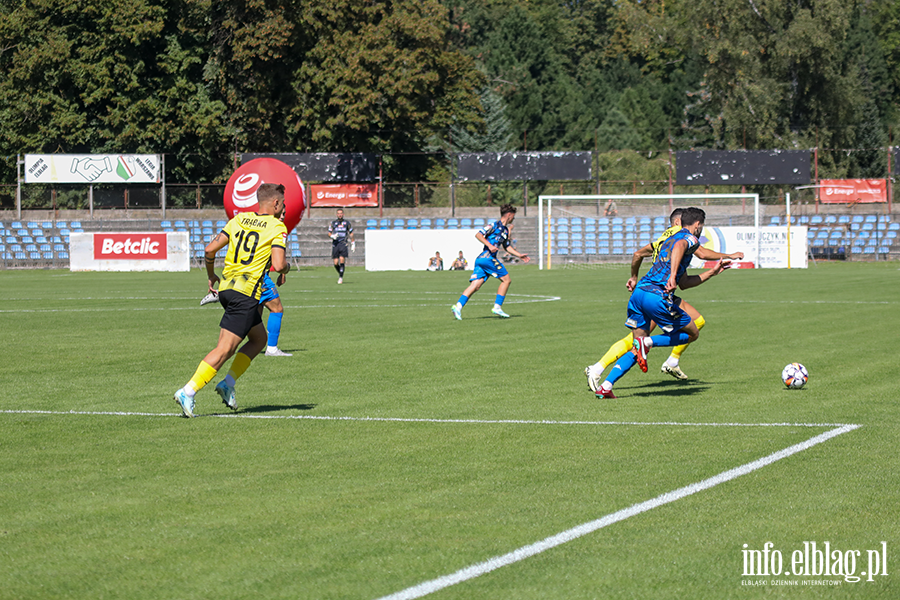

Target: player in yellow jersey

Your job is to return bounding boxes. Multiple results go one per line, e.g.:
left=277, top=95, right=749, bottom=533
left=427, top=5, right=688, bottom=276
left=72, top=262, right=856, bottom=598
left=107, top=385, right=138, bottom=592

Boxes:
left=585, top=208, right=743, bottom=391
left=174, top=183, right=291, bottom=417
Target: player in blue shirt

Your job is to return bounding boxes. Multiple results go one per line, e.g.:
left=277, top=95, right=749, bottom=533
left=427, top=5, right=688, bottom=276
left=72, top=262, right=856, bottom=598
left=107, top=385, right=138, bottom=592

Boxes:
left=594, top=207, right=733, bottom=398
left=452, top=204, right=530, bottom=319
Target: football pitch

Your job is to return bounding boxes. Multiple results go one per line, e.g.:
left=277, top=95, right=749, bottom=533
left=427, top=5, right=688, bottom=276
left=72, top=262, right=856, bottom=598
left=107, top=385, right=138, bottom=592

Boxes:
left=0, top=262, right=896, bottom=599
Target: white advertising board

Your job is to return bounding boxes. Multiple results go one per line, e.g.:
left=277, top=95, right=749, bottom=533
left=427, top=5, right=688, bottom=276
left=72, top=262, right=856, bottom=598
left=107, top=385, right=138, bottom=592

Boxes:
left=694, top=226, right=808, bottom=269
left=25, top=154, right=161, bottom=184
left=365, top=229, right=485, bottom=271
left=69, top=232, right=190, bottom=272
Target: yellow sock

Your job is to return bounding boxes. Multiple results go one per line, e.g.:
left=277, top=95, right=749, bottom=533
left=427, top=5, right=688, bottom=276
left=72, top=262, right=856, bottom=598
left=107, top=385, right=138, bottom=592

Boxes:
left=186, top=361, right=218, bottom=394
left=671, top=315, right=705, bottom=359
left=598, top=333, right=634, bottom=369
left=227, top=352, right=253, bottom=382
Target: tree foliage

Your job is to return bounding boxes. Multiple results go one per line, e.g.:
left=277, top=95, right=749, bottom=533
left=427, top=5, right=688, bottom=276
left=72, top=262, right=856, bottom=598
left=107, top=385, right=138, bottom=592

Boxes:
left=1, top=0, right=897, bottom=185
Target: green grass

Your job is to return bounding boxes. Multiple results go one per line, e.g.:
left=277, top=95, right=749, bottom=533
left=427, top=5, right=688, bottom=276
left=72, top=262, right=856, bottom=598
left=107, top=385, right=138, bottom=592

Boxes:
left=0, top=262, right=897, bottom=599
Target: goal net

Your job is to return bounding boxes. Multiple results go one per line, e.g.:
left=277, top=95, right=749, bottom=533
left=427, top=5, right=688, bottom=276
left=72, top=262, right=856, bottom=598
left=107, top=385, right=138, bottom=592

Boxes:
left=537, top=194, right=766, bottom=270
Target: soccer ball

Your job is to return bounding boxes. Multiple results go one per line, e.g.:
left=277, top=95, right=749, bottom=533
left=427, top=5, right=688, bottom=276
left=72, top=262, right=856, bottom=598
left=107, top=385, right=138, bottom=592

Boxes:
left=781, top=363, right=809, bottom=389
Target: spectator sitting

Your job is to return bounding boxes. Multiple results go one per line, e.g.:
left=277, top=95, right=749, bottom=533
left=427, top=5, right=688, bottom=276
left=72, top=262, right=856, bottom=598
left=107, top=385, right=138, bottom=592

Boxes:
left=451, top=251, right=467, bottom=270
left=427, top=251, right=444, bottom=271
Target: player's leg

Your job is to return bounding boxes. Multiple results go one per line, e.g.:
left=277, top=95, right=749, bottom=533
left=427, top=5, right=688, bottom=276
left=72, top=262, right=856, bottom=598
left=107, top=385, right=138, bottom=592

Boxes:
left=492, top=273, right=512, bottom=317
left=175, top=327, right=244, bottom=417
left=453, top=260, right=489, bottom=319
left=594, top=291, right=652, bottom=398
left=585, top=320, right=658, bottom=391
left=596, top=326, right=650, bottom=399
left=662, top=300, right=704, bottom=380
left=263, top=296, right=291, bottom=357
left=215, top=321, right=266, bottom=411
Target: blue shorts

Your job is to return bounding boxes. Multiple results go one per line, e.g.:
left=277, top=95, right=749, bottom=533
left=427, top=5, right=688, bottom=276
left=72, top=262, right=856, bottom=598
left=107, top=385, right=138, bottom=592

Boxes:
left=258, top=273, right=279, bottom=305
left=470, top=255, right=508, bottom=282
left=625, top=287, right=692, bottom=333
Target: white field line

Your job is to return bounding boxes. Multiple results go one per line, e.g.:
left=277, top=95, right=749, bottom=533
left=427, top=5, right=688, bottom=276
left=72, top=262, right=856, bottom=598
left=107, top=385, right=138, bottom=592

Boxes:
left=0, top=410, right=854, bottom=429
left=0, top=292, right=561, bottom=313
left=375, top=424, right=861, bottom=600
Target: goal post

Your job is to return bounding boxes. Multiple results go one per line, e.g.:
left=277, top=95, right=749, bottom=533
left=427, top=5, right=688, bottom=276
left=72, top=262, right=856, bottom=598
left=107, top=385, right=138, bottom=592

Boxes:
left=537, top=193, right=764, bottom=269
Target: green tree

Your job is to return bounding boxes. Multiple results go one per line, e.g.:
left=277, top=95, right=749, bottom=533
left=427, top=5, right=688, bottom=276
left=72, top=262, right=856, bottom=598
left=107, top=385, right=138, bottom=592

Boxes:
left=0, top=0, right=232, bottom=182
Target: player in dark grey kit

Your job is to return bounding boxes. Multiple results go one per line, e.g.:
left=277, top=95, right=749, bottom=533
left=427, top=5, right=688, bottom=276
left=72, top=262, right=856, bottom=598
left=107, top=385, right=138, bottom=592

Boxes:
left=327, top=208, right=355, bottom=284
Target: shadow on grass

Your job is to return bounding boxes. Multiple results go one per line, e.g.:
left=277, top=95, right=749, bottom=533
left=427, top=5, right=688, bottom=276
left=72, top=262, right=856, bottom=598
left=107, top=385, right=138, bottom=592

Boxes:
left=622, top=379, right=712, bottom=398
left=239, top=403, right=318, bottom=414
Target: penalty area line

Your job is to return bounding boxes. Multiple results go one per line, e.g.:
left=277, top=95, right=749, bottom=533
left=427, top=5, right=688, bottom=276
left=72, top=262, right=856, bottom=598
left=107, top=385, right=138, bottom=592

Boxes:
left=374, top=424, right=861, bottom=600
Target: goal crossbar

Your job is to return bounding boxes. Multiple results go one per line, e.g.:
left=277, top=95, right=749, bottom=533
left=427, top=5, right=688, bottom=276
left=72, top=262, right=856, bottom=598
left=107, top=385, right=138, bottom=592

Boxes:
left=537, top=193, right=760, bottom=269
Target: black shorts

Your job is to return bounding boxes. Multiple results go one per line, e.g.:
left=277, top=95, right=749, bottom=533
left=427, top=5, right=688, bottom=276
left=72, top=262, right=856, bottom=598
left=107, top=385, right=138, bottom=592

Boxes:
left=218, top=289, right=263, bottom=338
left=332, top=242, right=349, bottom=259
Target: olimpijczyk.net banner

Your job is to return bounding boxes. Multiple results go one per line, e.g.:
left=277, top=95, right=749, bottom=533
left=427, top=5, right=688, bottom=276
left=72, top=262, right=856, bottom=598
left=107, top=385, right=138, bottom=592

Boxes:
left=24, top=154, right=161, bottom=184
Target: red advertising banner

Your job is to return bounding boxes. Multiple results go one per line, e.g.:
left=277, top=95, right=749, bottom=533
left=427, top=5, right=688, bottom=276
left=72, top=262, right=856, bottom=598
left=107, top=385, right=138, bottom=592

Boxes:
left=94, top=233, right=168, bottom=260
left=819, top=179, right=887, bottom=203
left=309, top=183, right=379, bottom=207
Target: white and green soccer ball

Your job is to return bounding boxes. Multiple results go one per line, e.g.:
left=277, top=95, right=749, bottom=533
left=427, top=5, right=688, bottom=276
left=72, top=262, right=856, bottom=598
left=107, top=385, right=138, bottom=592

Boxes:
left=781, top=363, right=809, bottom=389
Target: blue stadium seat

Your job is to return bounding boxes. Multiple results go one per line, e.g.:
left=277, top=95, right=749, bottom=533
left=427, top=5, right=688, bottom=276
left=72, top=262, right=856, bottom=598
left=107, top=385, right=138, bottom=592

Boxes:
left=41, top=221, right=53, bottom=229
left=56, top=221, right=67, bottom=229
left=26, top=221, right=39, bottom=229
left=366, top=219, right=377, bottom=229
left=392, top=219, right=405, bottom=228
left=406, top=219, right=418, bottom=229
left=379, top=219, right=389, bottom=229
left=865, top=215, right=877, bottom=223
left=202, top=220, right=213, bottom=228
left=420, top=219, right=432, bottom=228
left=862, top=223, right=874, bottom=231
left=810, top=215, right=823, bottom=225
left=571, top=217, right=582, bottom=226
left=11, top=221, right=22, bottom=229
left=769, top=216, right=780, bottom=225
left=852, top=215, right=864, bottom=224
left=473, top=218, right=486, bottom=227
left=447, top=219, right=459, bottom=229
left=460, top=218, right=472, bottom=228
left=434, top=219, right=445, bottom=229
left=799, top=216, right=809, bottom=224
left=70, top=221, right=82, bottom=229
left=216, top=220, right=227, bottom=229
left=557, top=218, right=568, bottom=226
left=160, top=220, right=172, bottom=228
left=43, top=252, right=53, bottom=260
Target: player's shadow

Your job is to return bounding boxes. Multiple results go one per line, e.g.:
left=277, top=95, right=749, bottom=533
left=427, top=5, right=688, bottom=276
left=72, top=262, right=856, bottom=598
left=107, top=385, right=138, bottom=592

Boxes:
left=625, top=379, right=711, bottom=398
left=239, top=403, right=317, bottom=414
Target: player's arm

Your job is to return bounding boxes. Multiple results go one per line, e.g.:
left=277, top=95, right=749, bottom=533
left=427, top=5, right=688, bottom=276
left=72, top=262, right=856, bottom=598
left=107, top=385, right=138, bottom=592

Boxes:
left=665, top=239, right=688, bottom=292
left=627, top=243, right=653, bottom=290
left=270, top=246, right=290, bottom=275
left=203, top=232, right=229, bottom=290
left=475, top=231, right=497, bottom=253
left=678, top=259, right=732, bottom=290
left=694, top=246, right=744, bottom=261
left=504, top=243, right=530, bottom=263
